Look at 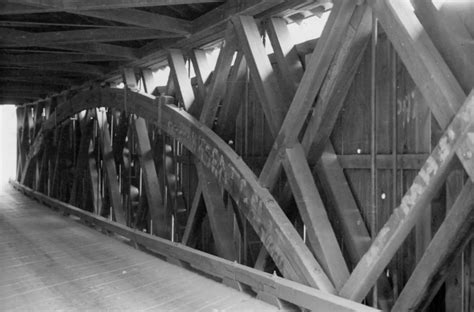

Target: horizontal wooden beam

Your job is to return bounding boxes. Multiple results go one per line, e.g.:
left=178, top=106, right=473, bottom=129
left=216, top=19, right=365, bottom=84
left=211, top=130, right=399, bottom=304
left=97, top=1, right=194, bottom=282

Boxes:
left=136, top=0, right=289, bottom=64
left=2, top=0, right=225, bottom=14
left=192, top=0, right=284, bottom=34
left=3, top=63, right=107, bottom=76
left=0, top=20, right=146, bottom=29
left=0, top=95, right=39, bottom=102
left=0, top=28, right=139, bottom=59
left=0, top=89, right=48, bottom=97
left=0, top=84, right=61, bottom=95
left=0, top=53, right=125, bottom=65
left=0, top=3, right=57, bottom=15
left=0, top=27, right=181, bottom=48
left=337, top=154, right=430, bottom=170
left=105, top=0, right=303, bottom=82
left=10, top=180, right=378, bottom=312
left=73, top=9, right=192, bottom=35
left=0, top=70, right=77, bottom=86
left=59, top=42, right=139, bottom=60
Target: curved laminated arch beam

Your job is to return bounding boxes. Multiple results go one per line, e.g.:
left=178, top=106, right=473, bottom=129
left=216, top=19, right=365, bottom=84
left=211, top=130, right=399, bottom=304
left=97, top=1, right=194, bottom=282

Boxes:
left=33, top=87, right=334, bottom=292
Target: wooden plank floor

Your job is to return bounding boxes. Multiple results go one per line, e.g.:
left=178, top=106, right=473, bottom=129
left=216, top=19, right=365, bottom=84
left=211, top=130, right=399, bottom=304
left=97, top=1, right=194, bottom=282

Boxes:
left=0, top=185, right=278, bottom=311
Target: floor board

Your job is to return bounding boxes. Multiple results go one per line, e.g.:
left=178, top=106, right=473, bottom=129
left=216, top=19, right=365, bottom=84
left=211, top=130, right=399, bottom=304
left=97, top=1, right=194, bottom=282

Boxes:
left=0, top=186, right=278, bottom=311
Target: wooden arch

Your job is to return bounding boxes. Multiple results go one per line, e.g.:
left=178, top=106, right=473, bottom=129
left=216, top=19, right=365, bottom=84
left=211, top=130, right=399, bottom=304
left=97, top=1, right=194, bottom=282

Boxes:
left=26, top=86, right=334, bottom=292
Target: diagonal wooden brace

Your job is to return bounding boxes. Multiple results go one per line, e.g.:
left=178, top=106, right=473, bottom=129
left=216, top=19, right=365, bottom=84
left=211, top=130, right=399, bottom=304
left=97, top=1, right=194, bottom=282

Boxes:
left=392, top=179, right=474, bottom=311
left=339, top=90, right=474, bottom=301
left=133, top=117, right=169, bottom=239
left=283, top=143, right=350, bottom=290
left=257, top=0, right=359, bottom=189
left=96, top=108, right=126, bottom=225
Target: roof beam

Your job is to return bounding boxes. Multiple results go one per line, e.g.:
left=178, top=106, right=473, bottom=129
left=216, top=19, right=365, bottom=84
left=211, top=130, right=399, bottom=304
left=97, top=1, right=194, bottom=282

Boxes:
left=0, top=28, right=139, bottom=59
left=0, top=20, right=144, bottom=29
left=0, top=90, right=46, bottom=99
left=1, top=84, right=61, bottom=94
left=0, top=75, right=76, bottom=86
left=0, top=3, right=57, bottom=15
left=3, top=63, right=106, bottom=77
left=73, top=9, right=192, bottom=35
left=0, top=27, right=182, bottom=48
left=3, top=0, right=225, bottom=13
left=0, top=53, right=124, bottom=65
left=0, top=97, right=37, bottom=105
left=60, top=43, right=138, bottom=60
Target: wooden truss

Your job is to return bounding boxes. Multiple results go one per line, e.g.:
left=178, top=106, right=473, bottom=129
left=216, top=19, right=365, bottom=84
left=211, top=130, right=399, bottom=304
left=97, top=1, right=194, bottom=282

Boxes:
left=16, top=0, right=474, bottom=311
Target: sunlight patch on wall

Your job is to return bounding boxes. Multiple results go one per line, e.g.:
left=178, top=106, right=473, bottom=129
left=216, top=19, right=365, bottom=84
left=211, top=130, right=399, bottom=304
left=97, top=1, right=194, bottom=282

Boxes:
left=0, top=105, right=17, bottom=186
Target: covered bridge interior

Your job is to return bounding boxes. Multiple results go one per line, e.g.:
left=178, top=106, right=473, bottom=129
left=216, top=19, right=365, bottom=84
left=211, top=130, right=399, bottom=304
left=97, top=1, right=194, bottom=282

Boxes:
left=1, top=0, right=473, bottom=311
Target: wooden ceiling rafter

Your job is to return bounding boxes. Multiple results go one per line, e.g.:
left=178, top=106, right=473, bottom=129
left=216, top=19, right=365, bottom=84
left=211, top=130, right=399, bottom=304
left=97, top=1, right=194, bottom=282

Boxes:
left=1, top=0, right=226, bottom=14
left=0, top=53, right=125, bottom=65
left=0, top=0, right=324, bottom=104
left=70, top=9, right=193, bottom=34
left=0, top=27, right=182, bottom=48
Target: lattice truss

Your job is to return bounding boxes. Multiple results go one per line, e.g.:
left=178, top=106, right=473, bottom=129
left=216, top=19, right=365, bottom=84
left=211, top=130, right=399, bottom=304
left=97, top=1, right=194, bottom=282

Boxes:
left=15, top=1, right=474, bottom=311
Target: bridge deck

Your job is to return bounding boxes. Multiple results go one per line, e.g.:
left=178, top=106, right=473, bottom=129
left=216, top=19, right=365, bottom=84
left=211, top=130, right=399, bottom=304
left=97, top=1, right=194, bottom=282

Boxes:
left=0, top=186, right=277, bottom=311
